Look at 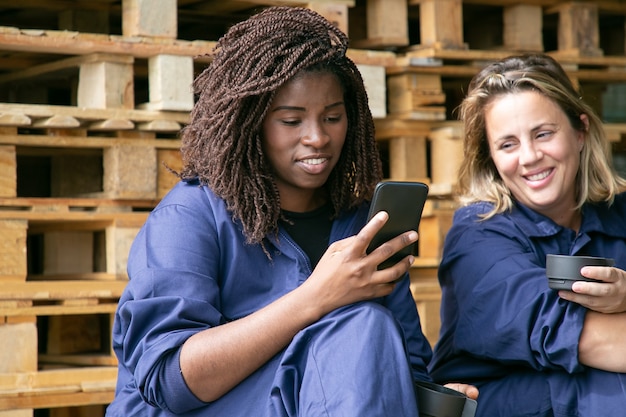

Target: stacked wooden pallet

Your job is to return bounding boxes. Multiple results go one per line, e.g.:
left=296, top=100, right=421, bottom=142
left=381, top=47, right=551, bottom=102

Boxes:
left=2, top=1, right=626, bottom=415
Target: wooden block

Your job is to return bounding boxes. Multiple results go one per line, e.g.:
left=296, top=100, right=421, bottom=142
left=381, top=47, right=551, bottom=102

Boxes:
left=136, top=119, right=181, bottom=132
left=388, top=73, right=444, bottom=114
left=388, top=136, right=427, bottom=180
left=78, top=56, right=134, bottom=109
left=106, top=225, right=141, bottom=275
left=0, top=113, right=31, bottom=127
left=32, top=116, right=81, bottom=129
left=103, top=145, right=157, bottom=199
left=88, top=119, right=134, bottom=131
left=307, top=2, right=350, bottom=36
left=428, top=125, right=463, bottom=186
left=0, top=145, right=16, bottom=198
left=553, top=2, right=603, bottom=57
left=0, top=220, right=28, bottom=281
left=503, top=4, right=544, bottom=52
left=122, top=0, right=177, bottom=38
left=413, top=0, right=465, bottom=49
left=357, top=64, right=386, bottom=118
left=43, top=231, right=94, bottom=275
left=0, top=323, right=37, bottom=373
left=145, top=55, right=194, bottom=111
left=157, top=149, right=182, bottom=198
left=363, top=0, right=409, bottom=48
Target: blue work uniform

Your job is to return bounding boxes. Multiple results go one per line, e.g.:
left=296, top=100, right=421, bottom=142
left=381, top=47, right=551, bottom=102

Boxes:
left=429, top=194, right=626, bottom=417
left=106, top=180, right=432, bottom=417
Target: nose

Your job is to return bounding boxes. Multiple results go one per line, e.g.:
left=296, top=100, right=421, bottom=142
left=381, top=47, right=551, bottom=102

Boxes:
left=301, top=121, right=330, bottom=148
left=518, top=140, right=542, bottom=165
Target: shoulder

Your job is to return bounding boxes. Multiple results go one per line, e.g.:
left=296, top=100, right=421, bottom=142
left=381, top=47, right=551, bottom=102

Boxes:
left=153, top=179, right=228, bottom=217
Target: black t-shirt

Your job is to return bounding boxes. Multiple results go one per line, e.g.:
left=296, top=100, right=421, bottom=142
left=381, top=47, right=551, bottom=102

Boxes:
left=280, top=204, right=333, bottom=268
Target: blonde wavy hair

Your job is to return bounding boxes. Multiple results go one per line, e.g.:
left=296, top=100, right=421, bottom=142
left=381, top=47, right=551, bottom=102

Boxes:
left=456, top=53, right=626, bottom=218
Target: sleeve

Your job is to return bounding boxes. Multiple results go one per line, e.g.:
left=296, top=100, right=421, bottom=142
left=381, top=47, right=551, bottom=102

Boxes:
left=383, top=275, right=433, bottom=382
left=439, top=208, right=587, bottom=373
left=114, top=200, right=223, bottom=413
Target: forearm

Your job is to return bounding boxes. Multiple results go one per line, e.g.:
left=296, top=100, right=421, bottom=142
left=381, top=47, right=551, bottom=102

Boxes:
left=578, top=311, right=626, bottom=372
left=179, top=284, right=324, bottom=402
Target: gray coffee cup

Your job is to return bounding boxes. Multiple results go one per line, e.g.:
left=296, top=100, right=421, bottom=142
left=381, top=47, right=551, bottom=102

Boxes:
left=546, top=254, right=614, bottom=291
left=415, top=381, right=477, bottom=417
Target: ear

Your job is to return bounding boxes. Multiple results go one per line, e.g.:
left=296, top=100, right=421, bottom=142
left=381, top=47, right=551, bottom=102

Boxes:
left=578, top=114, right=589, bottom=152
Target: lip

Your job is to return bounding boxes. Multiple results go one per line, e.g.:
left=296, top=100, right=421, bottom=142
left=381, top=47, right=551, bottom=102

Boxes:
left=522, top=167, right=553, bottom=185
left=296, top=154, right=332, bottom=174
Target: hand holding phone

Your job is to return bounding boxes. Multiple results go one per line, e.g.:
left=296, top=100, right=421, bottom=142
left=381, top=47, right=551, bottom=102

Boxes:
left=366, top=181, right=429, bottom=269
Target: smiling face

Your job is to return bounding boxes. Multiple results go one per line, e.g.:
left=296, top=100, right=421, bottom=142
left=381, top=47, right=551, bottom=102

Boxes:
left=485, top=90, right=586, bottom=228
left=262, top=71, right=348, bottom=212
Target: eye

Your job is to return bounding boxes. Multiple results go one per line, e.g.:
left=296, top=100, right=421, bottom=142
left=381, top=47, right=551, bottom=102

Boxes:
left=280, top=119, right=301, bottom=126
left=324, top=113, right=344, bottom=123
left=498, top=140, right=516, bottom=151
left=536, top=130, right=553, bottom=140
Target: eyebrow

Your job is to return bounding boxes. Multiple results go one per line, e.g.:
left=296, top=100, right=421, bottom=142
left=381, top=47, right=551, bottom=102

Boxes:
left=271, top=101, right=344, bottom=112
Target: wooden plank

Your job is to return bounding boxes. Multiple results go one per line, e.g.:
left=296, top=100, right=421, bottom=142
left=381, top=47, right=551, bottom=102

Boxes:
left=0, top=303, right=118, bottom=317
left=0, top=197, right=158, bottom=211
left=0, top=26, right=216, bottom=59
left=0, top=102, right=188, bottom=126
left=0, top=53, right=133, bottom=85
left=39, top=354, right=117, bottom=367
left=0, top=132, right=180, bottom=150
left=0, top=281, right=127, bottom=301
left=27, top=273, right=122, bottom=281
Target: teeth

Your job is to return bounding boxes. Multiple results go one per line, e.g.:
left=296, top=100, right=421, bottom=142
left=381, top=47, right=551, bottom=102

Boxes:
left=527, top=170, right=550, bottom=181
left=301, top=158, right=325, bottom=165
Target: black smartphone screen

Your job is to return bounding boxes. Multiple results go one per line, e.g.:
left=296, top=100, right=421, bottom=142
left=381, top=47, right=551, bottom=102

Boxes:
left=366, top=181, right=429, bottom=269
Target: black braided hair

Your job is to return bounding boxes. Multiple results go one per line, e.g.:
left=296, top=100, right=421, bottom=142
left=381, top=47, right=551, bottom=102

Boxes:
left=179, top=6, right=382, bottom=245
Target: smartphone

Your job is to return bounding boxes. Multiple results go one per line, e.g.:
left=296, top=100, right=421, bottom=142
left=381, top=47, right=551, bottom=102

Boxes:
left=366, top=181, right=429, bottom=269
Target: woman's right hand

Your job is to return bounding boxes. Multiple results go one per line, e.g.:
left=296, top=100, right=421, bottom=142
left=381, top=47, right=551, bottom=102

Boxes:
left=301, top=211, right=418, bottom=315
left=558, top=266, right=626, bottom=313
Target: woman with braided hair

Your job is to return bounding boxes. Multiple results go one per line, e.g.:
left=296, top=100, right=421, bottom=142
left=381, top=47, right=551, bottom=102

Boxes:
left=107, top=7, right=476, bottom=416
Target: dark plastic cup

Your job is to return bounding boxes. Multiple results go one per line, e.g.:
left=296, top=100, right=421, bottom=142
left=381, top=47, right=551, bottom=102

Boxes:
left=546, top=254, right=614, bottom=291
left=415, top=381, right=477, bottom=417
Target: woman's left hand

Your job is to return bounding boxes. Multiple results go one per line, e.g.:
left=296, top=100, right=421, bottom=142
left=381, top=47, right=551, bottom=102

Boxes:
left=558, top=266, right=626, bottom=313
left=443, top=382, right=479, bottom=400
